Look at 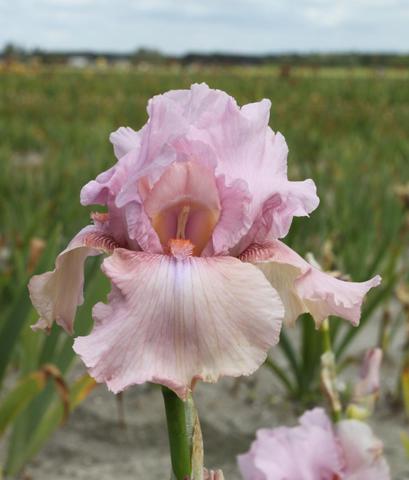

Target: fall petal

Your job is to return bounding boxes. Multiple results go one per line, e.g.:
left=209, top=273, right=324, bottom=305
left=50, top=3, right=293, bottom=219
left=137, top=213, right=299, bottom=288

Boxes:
left=240, top=240, right=381, bottom=327
left=73, top=248, right=283, bottom=398
left=29, top=226, right=119, bottom=334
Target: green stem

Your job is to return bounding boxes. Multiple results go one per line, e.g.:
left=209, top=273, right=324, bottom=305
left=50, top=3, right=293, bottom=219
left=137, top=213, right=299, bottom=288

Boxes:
left=162, top=386, right=192, bottom=480
left=321, top=318, right=332, bottom=354
left=320, top=318, right=342, bottom=422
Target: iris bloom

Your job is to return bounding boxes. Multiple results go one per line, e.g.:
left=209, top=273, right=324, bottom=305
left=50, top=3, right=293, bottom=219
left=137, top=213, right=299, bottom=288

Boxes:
left=29, top=84, right=380, bottom=399
left=238, top=408, right=390, bottom=480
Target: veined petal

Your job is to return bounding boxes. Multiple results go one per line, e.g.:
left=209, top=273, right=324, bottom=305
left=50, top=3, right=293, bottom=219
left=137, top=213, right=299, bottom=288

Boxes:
left=73, top=248, right=283, bottom=398
left=240, top=240, right=381, bottom=327
left=29, top=226, right=119, bottom=334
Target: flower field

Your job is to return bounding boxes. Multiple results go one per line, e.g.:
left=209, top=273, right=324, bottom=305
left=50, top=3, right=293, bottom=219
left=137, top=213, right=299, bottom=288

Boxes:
left=0, top=66, right=408, bottom=478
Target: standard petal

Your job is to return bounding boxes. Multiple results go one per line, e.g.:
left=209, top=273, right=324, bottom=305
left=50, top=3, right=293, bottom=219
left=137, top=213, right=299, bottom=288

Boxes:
left=73, top=249, right=283, bottom=398
left=144, top=160, right=221, bottom=254
left=80, top=150, right=138, bottom=206
left=29, top=226, right=119, bottom=334
left=240, top=240, right=381, bottom=327
left=109, top=126, right=140, bottom=159
left=203, top=175, right=252, bottom=256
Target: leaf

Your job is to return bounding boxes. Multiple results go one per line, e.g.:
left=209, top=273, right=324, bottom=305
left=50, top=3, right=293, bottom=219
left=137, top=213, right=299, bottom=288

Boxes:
left=5, top=374, right=97, bottom=476
left=0, top=371, right=46, bottom=437
left=0, top=225, right=62, bottom=387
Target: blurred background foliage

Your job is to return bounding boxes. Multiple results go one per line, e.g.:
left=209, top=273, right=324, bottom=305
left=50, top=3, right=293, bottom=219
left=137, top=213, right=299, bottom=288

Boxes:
left=0, top=65, right=408, bottom=475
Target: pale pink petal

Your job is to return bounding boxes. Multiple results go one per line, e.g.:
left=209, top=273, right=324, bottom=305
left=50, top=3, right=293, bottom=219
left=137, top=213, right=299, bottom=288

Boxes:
left=337, top=420, right=390, bottom=480
left=115, top=138, right=219, bottom=253
left=200, top=103, right=319, bottom=245
left=237, top=449, right=267, bottom=480
left=140, top=84, right=318, bottom=247
left=238, top=408, right=343, bottom=480
left=109, top=126, right=140, bottom=159
left=73, top=248, right=283, bottom=398
left=240, top=240, right=381, bottom=327
left=157, top=83, right=230, bottom=128
left=29, top=226, right=119, bottom=334
left=355, top=348, right=383, bottom=399
left=124, top=202, right=163, bottom=253
left=299, top=406, right=334, bottom=431
left=80, top=150, right=138, bottom=206
left=203, top=175, right=252, bottom=256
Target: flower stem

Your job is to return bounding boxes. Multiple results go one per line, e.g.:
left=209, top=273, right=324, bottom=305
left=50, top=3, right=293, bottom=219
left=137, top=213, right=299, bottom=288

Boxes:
left=320, top=318, right=342, bottom=422
left=321, top=317, right=332, bottom=354
left=162, top=386, right=193, bottom=480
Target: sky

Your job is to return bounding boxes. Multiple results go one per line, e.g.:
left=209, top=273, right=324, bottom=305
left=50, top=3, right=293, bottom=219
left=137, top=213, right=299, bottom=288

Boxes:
left=0, top=0, right=408, bottom=55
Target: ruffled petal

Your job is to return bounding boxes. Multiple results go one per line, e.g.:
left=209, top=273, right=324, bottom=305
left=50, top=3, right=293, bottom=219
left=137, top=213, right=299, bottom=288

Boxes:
left=109, top=126, right=140, bottom=159
left=203, top=175, right=252, bottom=256
left=189, top=95, right=319, bottom=246
left=80, top=150, right=138, bottom=206
left=337, top=420, right=390, bottom=480
left=144, top=160, right=221, bottom=254
left=239, top=240, right=381, bottom=327
left=73, top=248, right=283, bottom=398
left=29, top=226, right=119, bottom=334
left=238, top=408, right=343, bottom=480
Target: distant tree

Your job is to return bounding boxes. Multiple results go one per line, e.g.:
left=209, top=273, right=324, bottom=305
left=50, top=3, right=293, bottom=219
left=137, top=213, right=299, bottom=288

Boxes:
left=1, top=43, right=26, bottom=61
left=132, top=48, right=165, bottom=65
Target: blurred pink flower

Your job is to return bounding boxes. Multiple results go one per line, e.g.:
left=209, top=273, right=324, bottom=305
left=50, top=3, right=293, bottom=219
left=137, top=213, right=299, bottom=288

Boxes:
left=354, top=347, right=382, bottom=399
left=29, top=83, right=379, bottom=398
left=238, top=408, right=390, bottom=480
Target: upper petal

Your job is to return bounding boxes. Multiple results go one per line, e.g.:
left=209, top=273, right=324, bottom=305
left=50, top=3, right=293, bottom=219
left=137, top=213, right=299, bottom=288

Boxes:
left=144, top=160, right=221, bottom=255
left=109, top=126, right=140, bottom=159
left=29, top=226, right=119, bottom=334
left=240, top=240, right=381, bottom=327
left=80, top=150, right=138, bottom=207
left=73, top=248, right=283, bottom=398
left=203, top=175, right=252, bottom=256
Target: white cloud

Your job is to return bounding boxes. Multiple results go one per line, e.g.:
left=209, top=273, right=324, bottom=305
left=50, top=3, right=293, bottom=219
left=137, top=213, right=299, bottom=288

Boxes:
left=303, top=4, right=349, bottom=28
left=0, top=0, right=408, bottom=53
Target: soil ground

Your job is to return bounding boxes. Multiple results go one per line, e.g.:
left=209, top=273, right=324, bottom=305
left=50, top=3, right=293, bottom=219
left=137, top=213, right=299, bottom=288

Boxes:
left=19, top=361, right=409, bottom=480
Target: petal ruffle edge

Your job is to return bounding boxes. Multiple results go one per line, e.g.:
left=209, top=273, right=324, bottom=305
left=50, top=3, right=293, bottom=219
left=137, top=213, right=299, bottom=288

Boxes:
left=29, top=226, right=118, bottom=334
left=73, top=249, right=284, bottom=398
left=239, top=240, right=381, bottom=327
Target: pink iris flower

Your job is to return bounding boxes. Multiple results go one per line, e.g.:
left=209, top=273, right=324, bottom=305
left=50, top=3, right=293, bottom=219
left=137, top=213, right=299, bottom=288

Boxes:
left=238, top=408, right=390, bottom=480
left=29, top=83, right=380, bottom=399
